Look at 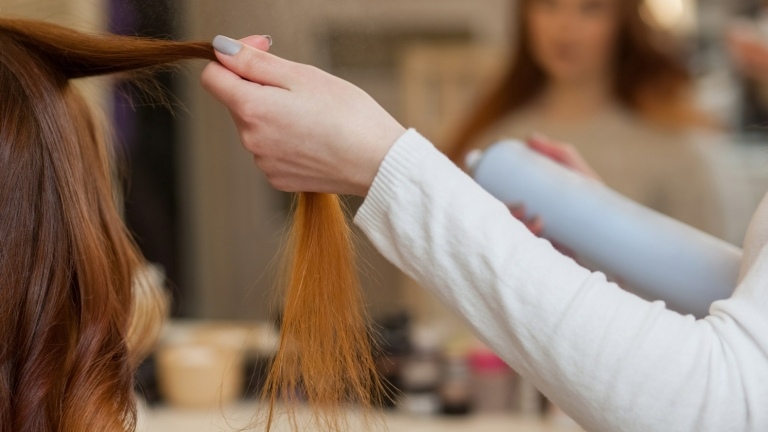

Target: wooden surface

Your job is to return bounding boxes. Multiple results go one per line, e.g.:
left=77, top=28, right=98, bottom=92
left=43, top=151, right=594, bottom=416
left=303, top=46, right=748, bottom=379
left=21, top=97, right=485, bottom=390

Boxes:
left=139, top=402, right=584, bottom=432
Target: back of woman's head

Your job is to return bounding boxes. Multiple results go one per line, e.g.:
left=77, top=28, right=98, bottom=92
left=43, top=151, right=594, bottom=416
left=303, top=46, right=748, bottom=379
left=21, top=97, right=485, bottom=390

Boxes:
left=0, top=17, right=213, bottom=432
left=0, top=18, right=382, bottom=432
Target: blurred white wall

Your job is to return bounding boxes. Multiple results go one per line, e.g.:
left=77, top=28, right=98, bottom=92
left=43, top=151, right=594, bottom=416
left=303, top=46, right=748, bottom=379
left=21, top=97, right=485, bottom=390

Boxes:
left=3, top=0, right=105, bottom=29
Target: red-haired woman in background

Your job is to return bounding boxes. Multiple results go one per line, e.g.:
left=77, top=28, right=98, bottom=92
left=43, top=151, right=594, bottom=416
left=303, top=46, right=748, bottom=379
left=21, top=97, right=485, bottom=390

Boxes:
left=449, top=0, right=745, bottom=242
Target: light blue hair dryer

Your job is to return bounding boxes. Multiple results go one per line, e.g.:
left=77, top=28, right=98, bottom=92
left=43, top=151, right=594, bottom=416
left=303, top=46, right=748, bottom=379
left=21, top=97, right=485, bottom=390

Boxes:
left=466, top=141, right=743, bottom=318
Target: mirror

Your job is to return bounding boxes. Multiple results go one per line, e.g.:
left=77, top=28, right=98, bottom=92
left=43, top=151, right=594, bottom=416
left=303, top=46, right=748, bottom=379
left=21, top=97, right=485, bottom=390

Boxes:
left=6, top=0, right=768, bottom=323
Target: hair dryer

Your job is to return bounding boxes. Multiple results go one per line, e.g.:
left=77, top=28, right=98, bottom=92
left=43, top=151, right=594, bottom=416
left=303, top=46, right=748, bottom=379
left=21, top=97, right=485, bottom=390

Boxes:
left=466, top=141, right=743, bottom=318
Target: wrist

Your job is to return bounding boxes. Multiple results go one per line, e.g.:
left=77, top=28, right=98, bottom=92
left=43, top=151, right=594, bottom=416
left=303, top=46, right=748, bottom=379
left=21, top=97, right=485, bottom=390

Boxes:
left=354, top=124, right=407, bottom=197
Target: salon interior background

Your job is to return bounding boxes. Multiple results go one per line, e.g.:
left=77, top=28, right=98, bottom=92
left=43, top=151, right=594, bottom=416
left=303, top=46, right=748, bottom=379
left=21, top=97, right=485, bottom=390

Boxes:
left=5, top=0, right=768, bottom=326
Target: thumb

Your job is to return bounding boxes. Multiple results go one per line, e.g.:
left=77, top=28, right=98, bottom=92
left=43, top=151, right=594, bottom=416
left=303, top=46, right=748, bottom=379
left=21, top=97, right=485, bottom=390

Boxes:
left=212, top=35, right=295, bottom=89
left=527, top=134, right=568, bottom=163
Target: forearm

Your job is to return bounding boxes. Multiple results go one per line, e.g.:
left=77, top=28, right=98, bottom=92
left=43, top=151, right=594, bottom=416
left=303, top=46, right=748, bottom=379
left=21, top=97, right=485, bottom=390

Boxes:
left=355, top=130, right=766, bottom=431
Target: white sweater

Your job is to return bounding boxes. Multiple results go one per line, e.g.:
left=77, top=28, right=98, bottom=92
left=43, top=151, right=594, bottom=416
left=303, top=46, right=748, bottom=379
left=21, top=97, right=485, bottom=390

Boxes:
left=354, top=130, right=768, bottom=432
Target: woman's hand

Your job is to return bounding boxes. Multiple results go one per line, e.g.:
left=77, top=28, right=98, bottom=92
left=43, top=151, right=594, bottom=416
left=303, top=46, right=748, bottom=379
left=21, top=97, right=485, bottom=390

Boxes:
left=508, top=204, right=543, bottom=236
left=526, top=134, right=602, bottom=182
left=200, top=35, right=407, bottom=196
left=514, top=134, right=595, bottom=260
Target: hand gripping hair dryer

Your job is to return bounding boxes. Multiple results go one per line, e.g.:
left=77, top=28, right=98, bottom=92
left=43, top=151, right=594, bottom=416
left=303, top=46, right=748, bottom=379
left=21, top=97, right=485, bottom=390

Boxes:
left=466, top=141, right=743, bottom=318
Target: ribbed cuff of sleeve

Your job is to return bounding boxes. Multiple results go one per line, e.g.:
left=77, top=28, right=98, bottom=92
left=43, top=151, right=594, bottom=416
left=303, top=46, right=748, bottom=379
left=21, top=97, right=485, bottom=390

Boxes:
left=354, top=128, right=439, bottom=229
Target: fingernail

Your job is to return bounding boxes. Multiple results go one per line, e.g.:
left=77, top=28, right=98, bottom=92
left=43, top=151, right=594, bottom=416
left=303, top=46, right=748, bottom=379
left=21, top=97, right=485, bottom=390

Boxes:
left=213, top=35, right=243, bottom=56
left=262, top=35, right=273, bottom=47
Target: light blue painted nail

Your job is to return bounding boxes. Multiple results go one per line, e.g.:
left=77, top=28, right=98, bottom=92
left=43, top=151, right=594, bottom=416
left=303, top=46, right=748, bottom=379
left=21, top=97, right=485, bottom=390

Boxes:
left=262, top=35, right=273, bottom=47
left=213, top=35, right=242, bottom=56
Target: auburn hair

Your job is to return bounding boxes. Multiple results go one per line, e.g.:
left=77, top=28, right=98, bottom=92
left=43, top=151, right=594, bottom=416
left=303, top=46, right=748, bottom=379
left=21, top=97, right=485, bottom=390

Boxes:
left=0, top=17, right=380, bottom=432
left=448, top=0, right=715, bottom=162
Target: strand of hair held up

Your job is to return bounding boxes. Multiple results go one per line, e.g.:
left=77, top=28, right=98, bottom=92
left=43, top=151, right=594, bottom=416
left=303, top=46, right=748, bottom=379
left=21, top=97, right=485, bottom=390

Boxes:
left=261, top=192, right=384, bottom=430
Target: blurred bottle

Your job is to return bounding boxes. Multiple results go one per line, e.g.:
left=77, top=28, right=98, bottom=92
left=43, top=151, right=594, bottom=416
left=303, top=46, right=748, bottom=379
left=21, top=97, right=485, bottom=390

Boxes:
left=467, top=141, right=742, bottom=318
left=440, top=345, right=472, bottom=416
left=375, top=312, right=412, bottom=408
left=468, top=346, right=515, bottom=413
left=517, top=377, right=543, bottom=417
left=400, top=325, right=443, bottom=416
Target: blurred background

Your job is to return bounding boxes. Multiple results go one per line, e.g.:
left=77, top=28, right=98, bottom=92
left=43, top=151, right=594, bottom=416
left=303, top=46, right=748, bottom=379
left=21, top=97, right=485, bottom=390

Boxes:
left=5, top=0, right=768, bottom=430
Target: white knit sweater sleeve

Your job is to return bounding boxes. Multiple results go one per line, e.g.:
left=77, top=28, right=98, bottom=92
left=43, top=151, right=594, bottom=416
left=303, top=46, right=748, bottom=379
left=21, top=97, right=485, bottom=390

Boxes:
left=354, top=130, right=768, bottom=432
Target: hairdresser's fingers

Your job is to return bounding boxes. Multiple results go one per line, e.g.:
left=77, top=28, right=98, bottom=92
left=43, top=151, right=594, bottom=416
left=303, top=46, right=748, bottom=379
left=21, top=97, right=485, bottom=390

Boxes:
left=527, top=134, right=602, bottom=182
left=241, top=35, right=272, bottom=52
left=506, top=204, right=544, bottom=236
left=508, top=204, right=526, bottom=221
left=528, top=216, right=544, bottom=237
left=201, top=61, right=264, bottom=108
left=212, top=35, right=295, bottom=89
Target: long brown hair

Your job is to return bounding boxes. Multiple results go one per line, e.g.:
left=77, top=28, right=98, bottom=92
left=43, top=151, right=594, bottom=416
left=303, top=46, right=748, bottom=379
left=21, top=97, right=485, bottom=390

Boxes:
left=0, top=17, right=380, bottom=432
left=448, top=0, right=713, bottom=161
left=0, top=17, right=213, bottom=432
